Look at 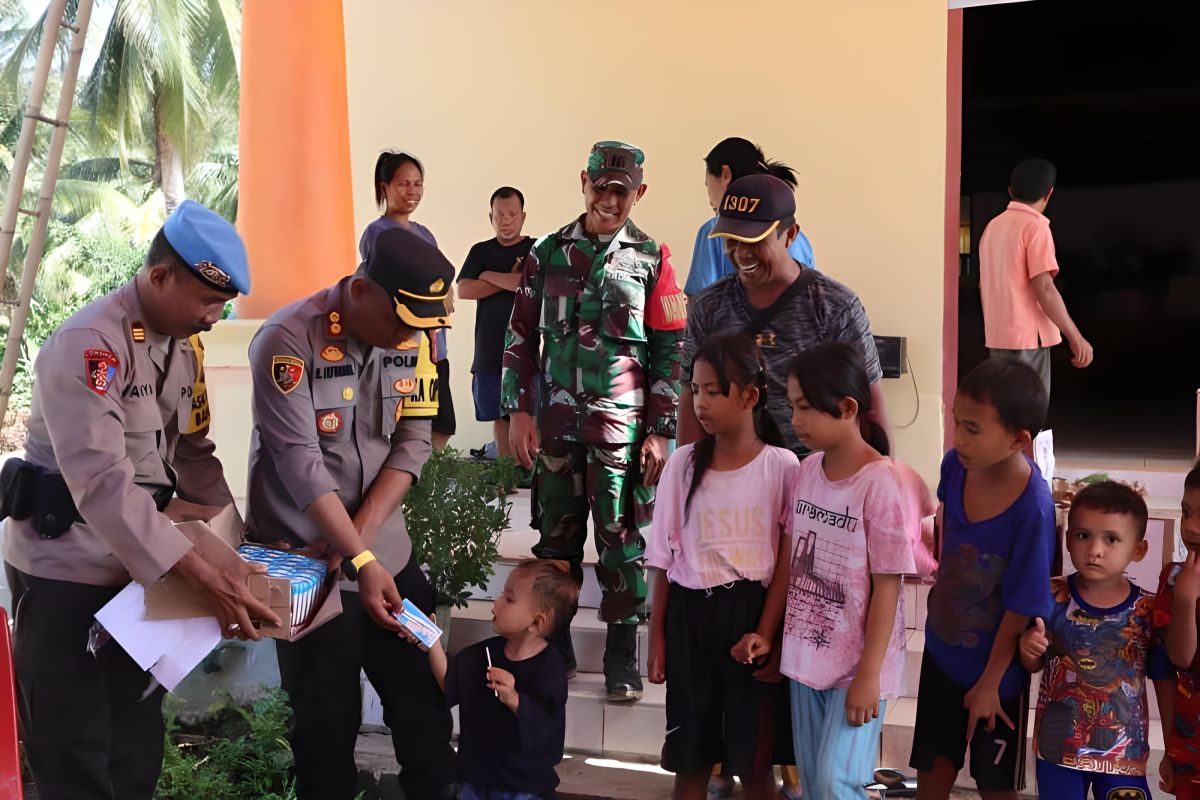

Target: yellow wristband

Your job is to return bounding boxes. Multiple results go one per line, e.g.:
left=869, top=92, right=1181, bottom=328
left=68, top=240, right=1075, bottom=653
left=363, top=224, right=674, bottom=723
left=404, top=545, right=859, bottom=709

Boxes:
left=351, top=550, right=377, bottom=571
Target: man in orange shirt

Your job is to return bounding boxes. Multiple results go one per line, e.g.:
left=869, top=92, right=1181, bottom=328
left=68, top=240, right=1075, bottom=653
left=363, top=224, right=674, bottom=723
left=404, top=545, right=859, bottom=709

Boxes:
left=979, top=158, right=1093, bottom=396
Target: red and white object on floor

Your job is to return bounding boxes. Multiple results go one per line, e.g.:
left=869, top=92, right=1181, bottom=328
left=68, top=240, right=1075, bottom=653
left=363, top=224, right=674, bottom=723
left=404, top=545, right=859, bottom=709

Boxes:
left=0, top=609, right=23, bottom=799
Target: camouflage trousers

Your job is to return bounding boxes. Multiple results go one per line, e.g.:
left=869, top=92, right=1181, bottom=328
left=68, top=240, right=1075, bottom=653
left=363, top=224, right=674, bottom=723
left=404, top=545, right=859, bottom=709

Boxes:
left=532, top=439, right=654, bottom=625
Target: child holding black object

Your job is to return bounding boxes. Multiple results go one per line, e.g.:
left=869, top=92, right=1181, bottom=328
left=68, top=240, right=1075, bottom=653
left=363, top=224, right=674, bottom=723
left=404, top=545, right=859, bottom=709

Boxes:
left=645, top=334, right=798, bottom=800
left=425, top=559, right=579, bottom=800
left=910, top=359, right=1056, bottom=800
left=1018, top=481, right=1175, bottom=799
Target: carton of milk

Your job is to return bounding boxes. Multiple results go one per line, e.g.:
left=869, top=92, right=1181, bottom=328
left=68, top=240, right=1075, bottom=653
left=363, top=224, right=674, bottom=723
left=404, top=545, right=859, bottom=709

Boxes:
left=395, top=598, right=442, bottom=649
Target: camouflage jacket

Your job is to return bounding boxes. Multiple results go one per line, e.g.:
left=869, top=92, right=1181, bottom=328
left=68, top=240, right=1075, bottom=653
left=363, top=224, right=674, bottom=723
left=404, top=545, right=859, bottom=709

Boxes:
left=500, top=216, right=685, bottom=444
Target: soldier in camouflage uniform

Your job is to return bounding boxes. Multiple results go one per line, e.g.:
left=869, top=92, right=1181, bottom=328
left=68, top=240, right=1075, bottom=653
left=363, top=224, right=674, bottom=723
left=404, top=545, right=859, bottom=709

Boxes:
left=501, top=141, right=686, bottom=701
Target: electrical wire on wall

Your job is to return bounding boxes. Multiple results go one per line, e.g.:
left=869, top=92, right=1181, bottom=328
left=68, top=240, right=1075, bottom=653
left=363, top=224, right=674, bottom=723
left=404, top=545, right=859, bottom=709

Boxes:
left=894, top=352, right=920, bottom=429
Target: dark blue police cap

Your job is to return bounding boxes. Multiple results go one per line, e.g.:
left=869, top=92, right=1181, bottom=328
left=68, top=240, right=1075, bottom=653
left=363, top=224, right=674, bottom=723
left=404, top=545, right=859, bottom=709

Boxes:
left=162, top=200, right=251, bottom=294
left=366, top=227, right=454, bottom=330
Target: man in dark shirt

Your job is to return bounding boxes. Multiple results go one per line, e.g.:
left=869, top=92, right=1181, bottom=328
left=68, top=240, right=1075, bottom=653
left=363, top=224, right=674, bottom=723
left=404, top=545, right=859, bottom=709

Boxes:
left=458, top=186, right=534, bottom=460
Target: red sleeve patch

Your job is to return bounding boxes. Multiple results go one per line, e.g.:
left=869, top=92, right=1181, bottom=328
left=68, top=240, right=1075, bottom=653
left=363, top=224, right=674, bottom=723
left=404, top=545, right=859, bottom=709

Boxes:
left=84, top=349, right=119, bottom=395
left=645, top=243, right=687, bottom=332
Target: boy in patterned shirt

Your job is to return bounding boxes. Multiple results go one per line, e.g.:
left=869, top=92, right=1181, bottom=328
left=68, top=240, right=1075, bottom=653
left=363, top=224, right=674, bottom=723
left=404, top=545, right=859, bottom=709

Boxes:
left=1019, top=481, right=1176, bottom=799
left=1154, top=462, right=1200, bottom=799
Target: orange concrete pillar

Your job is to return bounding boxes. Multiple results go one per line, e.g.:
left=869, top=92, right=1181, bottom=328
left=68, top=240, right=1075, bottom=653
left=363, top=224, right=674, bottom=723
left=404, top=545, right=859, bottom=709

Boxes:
left=236, top=0, right=355, bottom=318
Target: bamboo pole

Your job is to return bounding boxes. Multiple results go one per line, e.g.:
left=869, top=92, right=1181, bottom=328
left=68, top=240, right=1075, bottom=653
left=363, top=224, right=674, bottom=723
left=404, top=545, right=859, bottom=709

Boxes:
left=0, top=0, right=94, bottom=426
left=0, top=0, right=69, bottom=301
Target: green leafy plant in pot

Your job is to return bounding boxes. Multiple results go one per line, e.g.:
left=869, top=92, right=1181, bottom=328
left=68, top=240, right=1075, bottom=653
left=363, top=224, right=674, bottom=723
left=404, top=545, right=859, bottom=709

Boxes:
left=402, top=449, right=515, bottom=647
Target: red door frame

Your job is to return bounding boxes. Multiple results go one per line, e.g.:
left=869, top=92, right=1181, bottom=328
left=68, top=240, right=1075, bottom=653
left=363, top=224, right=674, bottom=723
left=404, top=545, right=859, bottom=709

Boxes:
left=943, top=10, right=964, bottom=451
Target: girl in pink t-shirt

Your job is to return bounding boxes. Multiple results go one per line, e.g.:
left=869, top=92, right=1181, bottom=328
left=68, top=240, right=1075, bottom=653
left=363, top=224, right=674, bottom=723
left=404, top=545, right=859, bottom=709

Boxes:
left=645, top=334, right=798, bottom=800
left=733, top=342, right=915, bottom=799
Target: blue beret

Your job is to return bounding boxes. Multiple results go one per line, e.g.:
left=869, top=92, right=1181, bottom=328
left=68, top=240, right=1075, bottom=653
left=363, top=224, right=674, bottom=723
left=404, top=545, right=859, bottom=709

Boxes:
left=162, top=200, right=251, bottom=294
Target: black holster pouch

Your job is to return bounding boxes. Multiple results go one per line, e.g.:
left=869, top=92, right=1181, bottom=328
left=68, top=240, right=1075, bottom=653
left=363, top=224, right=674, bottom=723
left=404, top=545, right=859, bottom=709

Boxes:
left=0, top=458, right=77, bottom=539
left=0, top=458, right=173, bottom=540
left=31, top=470, right=78, bottom=540
left=0, top=458, right=38, bottom=521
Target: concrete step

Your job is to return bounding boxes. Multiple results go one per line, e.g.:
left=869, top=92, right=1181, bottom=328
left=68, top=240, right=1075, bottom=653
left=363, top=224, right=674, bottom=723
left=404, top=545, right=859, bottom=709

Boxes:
left=355, top=728, right=676, bottom=799
left=565, top=672, right=666, bottom=757
left=479, top=491, right=607, bottom=610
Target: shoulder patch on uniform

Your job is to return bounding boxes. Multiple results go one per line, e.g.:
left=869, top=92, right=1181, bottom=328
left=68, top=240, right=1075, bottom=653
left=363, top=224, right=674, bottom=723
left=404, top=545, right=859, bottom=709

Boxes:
left=271, top=355, right=305, bottom=395
left=320, top=345, right=345, bottom=362
left=84, top=349, right=119, bottom=395
left=131, top=322, right=145, bottom=342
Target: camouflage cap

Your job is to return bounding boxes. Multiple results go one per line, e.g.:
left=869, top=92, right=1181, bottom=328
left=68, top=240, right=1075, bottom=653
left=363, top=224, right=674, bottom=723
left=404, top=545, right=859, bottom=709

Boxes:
left=586, top=140, right=645, bottom=191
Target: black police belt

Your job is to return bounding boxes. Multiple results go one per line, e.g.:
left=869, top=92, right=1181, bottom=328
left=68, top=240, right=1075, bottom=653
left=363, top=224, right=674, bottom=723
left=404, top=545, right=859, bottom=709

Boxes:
left=0, top=457, right=174, bottom=540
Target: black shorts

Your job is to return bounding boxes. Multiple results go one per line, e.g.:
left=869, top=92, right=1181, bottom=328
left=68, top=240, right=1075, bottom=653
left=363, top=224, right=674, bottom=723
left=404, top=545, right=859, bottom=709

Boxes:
left=433, top=358, right=456, bottom=435
left=909, top=650, right=1029, bottom=792
left=661, top=580, right=792, bottom=777
left=471, top=370, right=505, bottom=423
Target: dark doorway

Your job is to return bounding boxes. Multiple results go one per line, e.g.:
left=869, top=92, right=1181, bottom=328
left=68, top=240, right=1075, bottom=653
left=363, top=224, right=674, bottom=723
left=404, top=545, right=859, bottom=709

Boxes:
left=958, top=0, right=1200, bottom=462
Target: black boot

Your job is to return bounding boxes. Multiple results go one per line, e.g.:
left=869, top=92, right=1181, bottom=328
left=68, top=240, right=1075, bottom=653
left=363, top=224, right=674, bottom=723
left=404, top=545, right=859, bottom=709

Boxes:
left=549, top=619, right=577, bottom=679
left=603, top=623, right=642, bottom=702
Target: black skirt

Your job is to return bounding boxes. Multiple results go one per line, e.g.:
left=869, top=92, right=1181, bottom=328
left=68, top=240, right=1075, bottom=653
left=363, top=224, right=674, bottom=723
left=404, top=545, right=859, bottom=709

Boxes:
left=661, top=580, right=794, bottom=776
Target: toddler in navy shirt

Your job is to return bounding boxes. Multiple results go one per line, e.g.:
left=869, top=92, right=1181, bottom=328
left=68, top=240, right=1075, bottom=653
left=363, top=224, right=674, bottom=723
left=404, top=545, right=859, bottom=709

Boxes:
left=425, top=559, right=579, bottom=800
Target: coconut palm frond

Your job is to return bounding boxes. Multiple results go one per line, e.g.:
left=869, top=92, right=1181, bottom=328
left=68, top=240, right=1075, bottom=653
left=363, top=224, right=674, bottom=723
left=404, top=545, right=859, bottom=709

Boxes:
left=46, top=178, right=141, bottom=223
left=186, top=153, right=237, bottom=220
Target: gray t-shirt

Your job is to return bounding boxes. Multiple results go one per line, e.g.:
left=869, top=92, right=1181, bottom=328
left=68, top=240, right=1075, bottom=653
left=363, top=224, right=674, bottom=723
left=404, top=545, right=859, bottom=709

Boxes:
left=683, top=271, right=882, bottom=454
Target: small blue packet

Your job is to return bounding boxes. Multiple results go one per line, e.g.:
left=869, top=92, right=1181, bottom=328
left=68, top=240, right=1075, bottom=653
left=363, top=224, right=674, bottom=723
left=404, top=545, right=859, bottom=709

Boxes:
left=395, top=598, right=442, bottom=649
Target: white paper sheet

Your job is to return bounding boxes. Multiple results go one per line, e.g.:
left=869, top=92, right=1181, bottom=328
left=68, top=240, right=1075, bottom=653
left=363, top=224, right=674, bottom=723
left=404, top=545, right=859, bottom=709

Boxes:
left=149, top=619, right=222, bottom=689
left=95, top=582, right=221, bottom=691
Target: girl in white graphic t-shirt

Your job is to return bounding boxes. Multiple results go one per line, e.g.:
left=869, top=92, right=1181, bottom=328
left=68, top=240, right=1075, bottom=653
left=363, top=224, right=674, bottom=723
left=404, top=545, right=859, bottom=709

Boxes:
left=645, top=333, right=800, bottom=800
left=732, top=342, right=916, bottom=799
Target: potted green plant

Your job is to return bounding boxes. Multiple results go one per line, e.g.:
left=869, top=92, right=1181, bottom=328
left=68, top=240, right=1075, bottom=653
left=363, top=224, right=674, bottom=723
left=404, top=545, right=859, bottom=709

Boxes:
left=402, top=449, right=515, bottom=646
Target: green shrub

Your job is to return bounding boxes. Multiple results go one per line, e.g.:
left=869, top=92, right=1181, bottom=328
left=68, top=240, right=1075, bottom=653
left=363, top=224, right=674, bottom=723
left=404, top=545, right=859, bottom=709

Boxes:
left=403, top=449, right=514, bottom=608
left=0, top=221, right=143, bottom=408
left=156, top=688, right=297, bottom=800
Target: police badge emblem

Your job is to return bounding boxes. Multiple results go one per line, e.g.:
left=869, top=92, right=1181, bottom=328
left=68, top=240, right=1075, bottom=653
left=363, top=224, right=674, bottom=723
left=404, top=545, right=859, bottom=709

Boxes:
left=317, top=410, right=342, bottom=434
left=84, top=349, right=119, bottom=395
left=271, top=355, right=305, bottom=395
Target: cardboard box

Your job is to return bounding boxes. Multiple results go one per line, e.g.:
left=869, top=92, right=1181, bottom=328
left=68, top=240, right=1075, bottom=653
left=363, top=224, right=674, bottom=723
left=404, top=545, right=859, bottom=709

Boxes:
left=144, top=505, right=342, bottom=641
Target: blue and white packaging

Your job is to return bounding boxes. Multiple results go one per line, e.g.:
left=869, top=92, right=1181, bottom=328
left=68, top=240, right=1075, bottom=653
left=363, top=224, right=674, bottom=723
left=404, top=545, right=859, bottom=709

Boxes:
left=395, top=598, right=443, bottom=649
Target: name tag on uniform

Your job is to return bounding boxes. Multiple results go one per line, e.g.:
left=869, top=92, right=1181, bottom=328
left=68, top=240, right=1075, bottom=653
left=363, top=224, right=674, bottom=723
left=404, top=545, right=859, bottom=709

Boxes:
left=381, top=333, right=437, bottom=419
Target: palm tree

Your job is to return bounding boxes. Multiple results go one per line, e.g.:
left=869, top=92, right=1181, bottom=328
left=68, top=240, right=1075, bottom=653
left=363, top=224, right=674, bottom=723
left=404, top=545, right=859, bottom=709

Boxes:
left=2, top=0, right=240, bottom=214
left=78, top=0, right=240, bottom=213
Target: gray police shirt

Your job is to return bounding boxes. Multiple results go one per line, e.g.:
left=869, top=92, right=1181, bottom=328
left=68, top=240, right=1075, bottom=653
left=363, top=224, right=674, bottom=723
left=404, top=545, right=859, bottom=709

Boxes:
left=3, top=281, right=232, bottom=587
left=245, top=278, right=433, bottom=579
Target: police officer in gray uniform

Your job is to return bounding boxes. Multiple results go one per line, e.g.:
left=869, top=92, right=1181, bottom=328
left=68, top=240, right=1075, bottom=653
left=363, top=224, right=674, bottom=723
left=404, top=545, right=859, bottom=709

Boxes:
left=1, top=200, right=281, bottom=799
left=245, top=226, right=456, bottom=800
